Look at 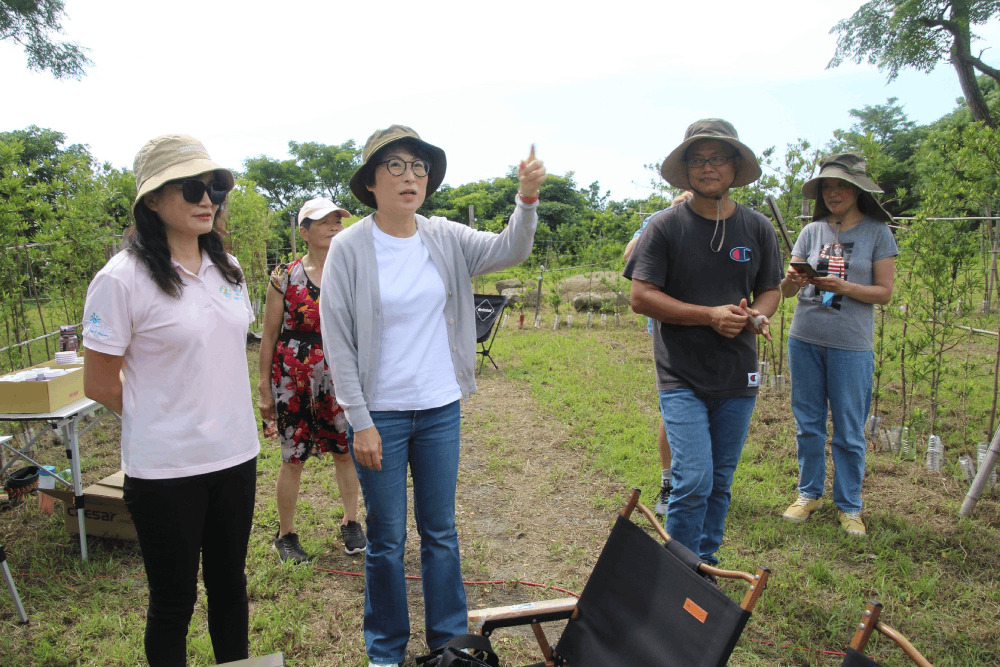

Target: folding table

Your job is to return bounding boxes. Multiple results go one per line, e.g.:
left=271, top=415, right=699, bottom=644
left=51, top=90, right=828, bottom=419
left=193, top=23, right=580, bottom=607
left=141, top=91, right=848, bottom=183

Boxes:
left=0, top=435, right=29, bottom=624
left=0, top=398, right=112, bottom=561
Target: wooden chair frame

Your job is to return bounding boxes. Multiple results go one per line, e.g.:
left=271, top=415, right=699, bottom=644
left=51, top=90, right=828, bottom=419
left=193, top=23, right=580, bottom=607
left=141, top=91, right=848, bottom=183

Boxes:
left=468, top=488, right=770, bottom=666
left=848, top=601, right=933, bottom=667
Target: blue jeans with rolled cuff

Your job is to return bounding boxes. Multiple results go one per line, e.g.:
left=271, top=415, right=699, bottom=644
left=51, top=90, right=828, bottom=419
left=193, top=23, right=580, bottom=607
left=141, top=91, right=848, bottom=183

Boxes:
left=349, top=400, right=466, bottom=665
left=659, top=389, right=756, bottom=566
left=788, top=337, right=874, bottom=514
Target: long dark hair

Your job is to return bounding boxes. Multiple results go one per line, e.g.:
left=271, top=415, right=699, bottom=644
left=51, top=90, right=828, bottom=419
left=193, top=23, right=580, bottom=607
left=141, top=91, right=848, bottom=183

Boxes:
left=125, top=187, right=244, bottom=298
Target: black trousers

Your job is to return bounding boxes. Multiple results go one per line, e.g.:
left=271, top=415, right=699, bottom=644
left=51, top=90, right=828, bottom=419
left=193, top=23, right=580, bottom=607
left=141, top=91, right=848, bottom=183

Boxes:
left=124, top=456, right=257, bottom=667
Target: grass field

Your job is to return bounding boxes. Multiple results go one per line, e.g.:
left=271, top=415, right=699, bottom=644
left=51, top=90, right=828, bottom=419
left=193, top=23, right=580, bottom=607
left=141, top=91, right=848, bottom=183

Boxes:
left=1, top=311, right=999, bottom=665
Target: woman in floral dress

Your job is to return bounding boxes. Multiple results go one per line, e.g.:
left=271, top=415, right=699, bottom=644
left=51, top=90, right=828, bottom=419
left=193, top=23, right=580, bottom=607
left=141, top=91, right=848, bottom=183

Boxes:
left=258, top=197, right=365, bottom=562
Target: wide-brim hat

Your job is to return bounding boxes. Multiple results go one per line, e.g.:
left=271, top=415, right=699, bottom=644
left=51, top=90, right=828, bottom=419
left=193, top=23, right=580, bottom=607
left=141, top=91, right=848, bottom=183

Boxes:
left=802, top=152, right=891, bottom=222
left=298, top=197, right=350, bottom=225
left=132, top=134, right=235, bottom=214
left=349, top=125, right=446, bottom=209
left=660, top=118, right=762, bottom=191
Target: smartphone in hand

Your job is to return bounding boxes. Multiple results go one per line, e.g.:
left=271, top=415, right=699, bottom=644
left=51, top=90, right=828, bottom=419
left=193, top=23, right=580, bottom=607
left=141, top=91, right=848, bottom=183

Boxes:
left=790, top=261, right=818, bottom=278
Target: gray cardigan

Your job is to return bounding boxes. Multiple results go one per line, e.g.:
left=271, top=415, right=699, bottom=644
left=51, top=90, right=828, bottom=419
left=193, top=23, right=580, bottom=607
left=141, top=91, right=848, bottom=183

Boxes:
left=319, top=197, right=538, bottom=431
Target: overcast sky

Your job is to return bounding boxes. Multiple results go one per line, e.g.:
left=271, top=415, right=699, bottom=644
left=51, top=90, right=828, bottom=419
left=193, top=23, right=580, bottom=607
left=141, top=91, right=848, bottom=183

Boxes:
left=3, top=0, right=998, bottom=203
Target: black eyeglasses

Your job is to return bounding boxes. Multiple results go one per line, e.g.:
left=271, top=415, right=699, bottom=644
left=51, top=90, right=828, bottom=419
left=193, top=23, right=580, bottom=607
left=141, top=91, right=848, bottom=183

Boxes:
left=378, top=158, right=430, bottom=178
left=171, top=179, right=230, bottom=205
left=687, top=156, right=733, bottom=169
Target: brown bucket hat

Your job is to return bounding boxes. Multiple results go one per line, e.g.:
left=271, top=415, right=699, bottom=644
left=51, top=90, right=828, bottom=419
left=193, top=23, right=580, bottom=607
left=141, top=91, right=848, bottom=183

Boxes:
left=349, top=125, right=447, bottom=209
left=802, top=153, right=891, bottom=222
left=132, top=134, right=234, bottom=214
left=660, top=119, right=762, bottom=191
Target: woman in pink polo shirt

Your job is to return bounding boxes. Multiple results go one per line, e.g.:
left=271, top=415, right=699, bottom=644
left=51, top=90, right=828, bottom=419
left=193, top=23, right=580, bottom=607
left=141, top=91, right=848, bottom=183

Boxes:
left=82, top=135, right=259, bottom=666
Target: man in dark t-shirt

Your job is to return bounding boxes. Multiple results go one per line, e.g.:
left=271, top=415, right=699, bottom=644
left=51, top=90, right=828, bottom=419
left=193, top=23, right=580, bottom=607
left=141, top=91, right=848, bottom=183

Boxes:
left=623, top=119, right=782, bottom=566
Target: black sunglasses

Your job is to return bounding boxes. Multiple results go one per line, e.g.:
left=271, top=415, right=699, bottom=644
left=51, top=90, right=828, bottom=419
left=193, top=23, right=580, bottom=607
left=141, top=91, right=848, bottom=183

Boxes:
left=173, top=179, right=230, bottom=205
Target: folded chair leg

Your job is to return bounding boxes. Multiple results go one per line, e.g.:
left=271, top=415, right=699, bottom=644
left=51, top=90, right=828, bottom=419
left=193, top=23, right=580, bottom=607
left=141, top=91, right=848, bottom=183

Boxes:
left=530, top=623, right=557, bottom=666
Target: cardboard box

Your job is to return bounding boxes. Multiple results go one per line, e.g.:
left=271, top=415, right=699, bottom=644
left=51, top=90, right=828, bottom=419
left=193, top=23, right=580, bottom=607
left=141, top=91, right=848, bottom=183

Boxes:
left=39, top=470, right=137, bottom=541
left=0, top=360, right=85, bottom=413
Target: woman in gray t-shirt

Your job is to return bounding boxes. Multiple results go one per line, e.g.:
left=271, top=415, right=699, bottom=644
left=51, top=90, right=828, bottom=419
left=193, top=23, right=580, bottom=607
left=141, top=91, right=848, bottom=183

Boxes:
left=779, top=153, right=899, bottom=537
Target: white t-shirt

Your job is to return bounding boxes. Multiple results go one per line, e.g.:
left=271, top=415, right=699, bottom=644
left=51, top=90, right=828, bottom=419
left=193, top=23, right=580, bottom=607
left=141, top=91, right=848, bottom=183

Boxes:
left=370, top=224, right=462, bottom=411
left=82, top=250, right=260, bottom=479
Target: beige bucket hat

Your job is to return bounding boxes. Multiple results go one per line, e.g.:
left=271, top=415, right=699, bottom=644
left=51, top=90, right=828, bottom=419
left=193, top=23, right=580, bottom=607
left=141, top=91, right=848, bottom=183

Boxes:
left=132, top=134, right=234, bottom=213
left=802, top=153, right=891, bottom=222
left=349, top=125, right=446, bottom=209
left=660, top=119, right=762, bottom=191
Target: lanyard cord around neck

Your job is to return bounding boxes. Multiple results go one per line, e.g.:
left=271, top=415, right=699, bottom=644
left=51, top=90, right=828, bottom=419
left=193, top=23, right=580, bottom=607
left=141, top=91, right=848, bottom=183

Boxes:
left=710, top=197, right=725, bottom=253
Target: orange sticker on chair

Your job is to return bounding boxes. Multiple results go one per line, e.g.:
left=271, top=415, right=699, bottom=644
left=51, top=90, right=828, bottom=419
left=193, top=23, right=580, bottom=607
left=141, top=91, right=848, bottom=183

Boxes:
left=683, top=598, right=708, bottom=623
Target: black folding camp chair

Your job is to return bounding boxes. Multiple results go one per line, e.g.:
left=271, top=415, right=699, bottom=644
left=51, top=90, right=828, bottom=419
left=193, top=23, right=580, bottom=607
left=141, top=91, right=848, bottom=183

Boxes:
left=468, top=488, right=771, bottom=666
left=841, top=601, right=933, bottom=667
left=473, top=294, right=510, bottom=375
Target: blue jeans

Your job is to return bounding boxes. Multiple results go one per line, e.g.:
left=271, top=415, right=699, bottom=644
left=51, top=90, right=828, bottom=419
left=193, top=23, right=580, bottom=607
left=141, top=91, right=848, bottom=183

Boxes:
left=788, top=338, right=874, bottom=514
left=349, top=401, right=466, bottom=664
left=659, top=389, right=756, bottom=566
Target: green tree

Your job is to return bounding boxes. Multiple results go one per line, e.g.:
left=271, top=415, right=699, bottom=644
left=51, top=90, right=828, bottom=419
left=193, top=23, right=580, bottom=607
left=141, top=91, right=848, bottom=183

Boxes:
left=226, top=178, right=274, bottom=309
left=828, top=0, right=1000, bottom=127
left=0, top=125, right=90, bottom=196
left=731, top=145, right=780, bottom=213
left=0, top=137, right=43, bottom=367
left=769, top=139, right=821, bottom=236
left=32, top=158, right=124, bottom=324
left=895, top=213, right=980, bottom=432
left=242, top=139, right=361, bottom=213
left=828, top=98, right=926, bottom=215
left=913, top=76, right=1000, bottom=215
left=1, top=0, right=91, bottom=79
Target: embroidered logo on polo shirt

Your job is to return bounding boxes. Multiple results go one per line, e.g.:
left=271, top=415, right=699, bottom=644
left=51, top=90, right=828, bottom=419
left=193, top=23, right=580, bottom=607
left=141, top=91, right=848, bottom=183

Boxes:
left=218, top=285, right=245, bottom=302
left=83, top=313, right=112, bottom=339
left=730, top=247, right=752, bottom=262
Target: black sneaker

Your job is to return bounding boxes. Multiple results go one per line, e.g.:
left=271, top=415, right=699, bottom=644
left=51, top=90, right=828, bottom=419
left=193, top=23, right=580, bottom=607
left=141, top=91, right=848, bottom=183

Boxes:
left=273, top=531, right=308, bottom=564
left=654, top=481, right=673, bottom=516
left=341, top=520, right=367, bottom=555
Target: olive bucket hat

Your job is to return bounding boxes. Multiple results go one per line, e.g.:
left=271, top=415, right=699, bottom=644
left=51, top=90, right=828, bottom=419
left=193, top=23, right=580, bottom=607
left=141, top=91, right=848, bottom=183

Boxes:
left=349, top=125, right=447, bottom=209
left=802, top=153, right=892, bottom=222
left=132, top=134, right=235, bottom=214
left=660, top=118, right=762, bottom=191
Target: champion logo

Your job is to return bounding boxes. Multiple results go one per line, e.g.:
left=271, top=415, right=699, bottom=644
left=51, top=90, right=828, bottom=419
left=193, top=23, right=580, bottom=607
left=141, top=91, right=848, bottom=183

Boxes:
left=730, top=247, right=752, bottom=262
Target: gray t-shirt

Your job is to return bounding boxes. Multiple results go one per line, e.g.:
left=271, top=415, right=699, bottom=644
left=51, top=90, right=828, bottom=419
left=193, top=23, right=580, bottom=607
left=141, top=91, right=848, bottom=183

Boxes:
left=788, top=216, right=899, bottom=351
left=623, top=202, right=783, bottom=398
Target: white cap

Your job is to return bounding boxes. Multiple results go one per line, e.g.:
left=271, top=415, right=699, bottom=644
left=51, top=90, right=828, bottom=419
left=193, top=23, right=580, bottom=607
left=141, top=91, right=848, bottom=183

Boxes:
left=298, top=197, right=350, bottom=225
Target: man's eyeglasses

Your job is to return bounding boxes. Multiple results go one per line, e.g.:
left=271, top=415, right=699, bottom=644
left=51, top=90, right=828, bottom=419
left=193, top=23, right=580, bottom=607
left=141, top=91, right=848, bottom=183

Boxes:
left=687, top=156, right=733, bottom=169
left=172, top=179, right=230, bottom=205
left=378, top=158, right=430, bottom=178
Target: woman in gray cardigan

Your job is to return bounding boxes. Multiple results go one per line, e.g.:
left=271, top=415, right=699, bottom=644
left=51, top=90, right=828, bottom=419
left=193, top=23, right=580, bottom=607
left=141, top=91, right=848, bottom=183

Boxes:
left=319, top=125, right=546, bottom=667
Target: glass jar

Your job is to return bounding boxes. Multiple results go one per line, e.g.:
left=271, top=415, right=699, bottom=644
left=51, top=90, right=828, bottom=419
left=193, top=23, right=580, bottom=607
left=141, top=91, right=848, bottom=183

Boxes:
left=58, top=325, right=79, bottom=352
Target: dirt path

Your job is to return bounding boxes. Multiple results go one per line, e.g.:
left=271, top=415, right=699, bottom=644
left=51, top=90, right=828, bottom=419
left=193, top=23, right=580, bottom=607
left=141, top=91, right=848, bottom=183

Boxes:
left=397, top=373, right=625, bottom=664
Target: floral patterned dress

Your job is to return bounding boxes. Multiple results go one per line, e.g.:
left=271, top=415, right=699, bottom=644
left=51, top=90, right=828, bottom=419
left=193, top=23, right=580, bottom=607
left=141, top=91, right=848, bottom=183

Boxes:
left=269, top=258, right=348, bottom=462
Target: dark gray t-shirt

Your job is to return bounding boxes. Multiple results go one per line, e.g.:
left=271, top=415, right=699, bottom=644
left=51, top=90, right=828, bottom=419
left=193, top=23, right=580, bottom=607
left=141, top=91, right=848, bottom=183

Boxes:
left=788, top=216, right=899, bottom=351
left=623, top=202, right=783, bottom=397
